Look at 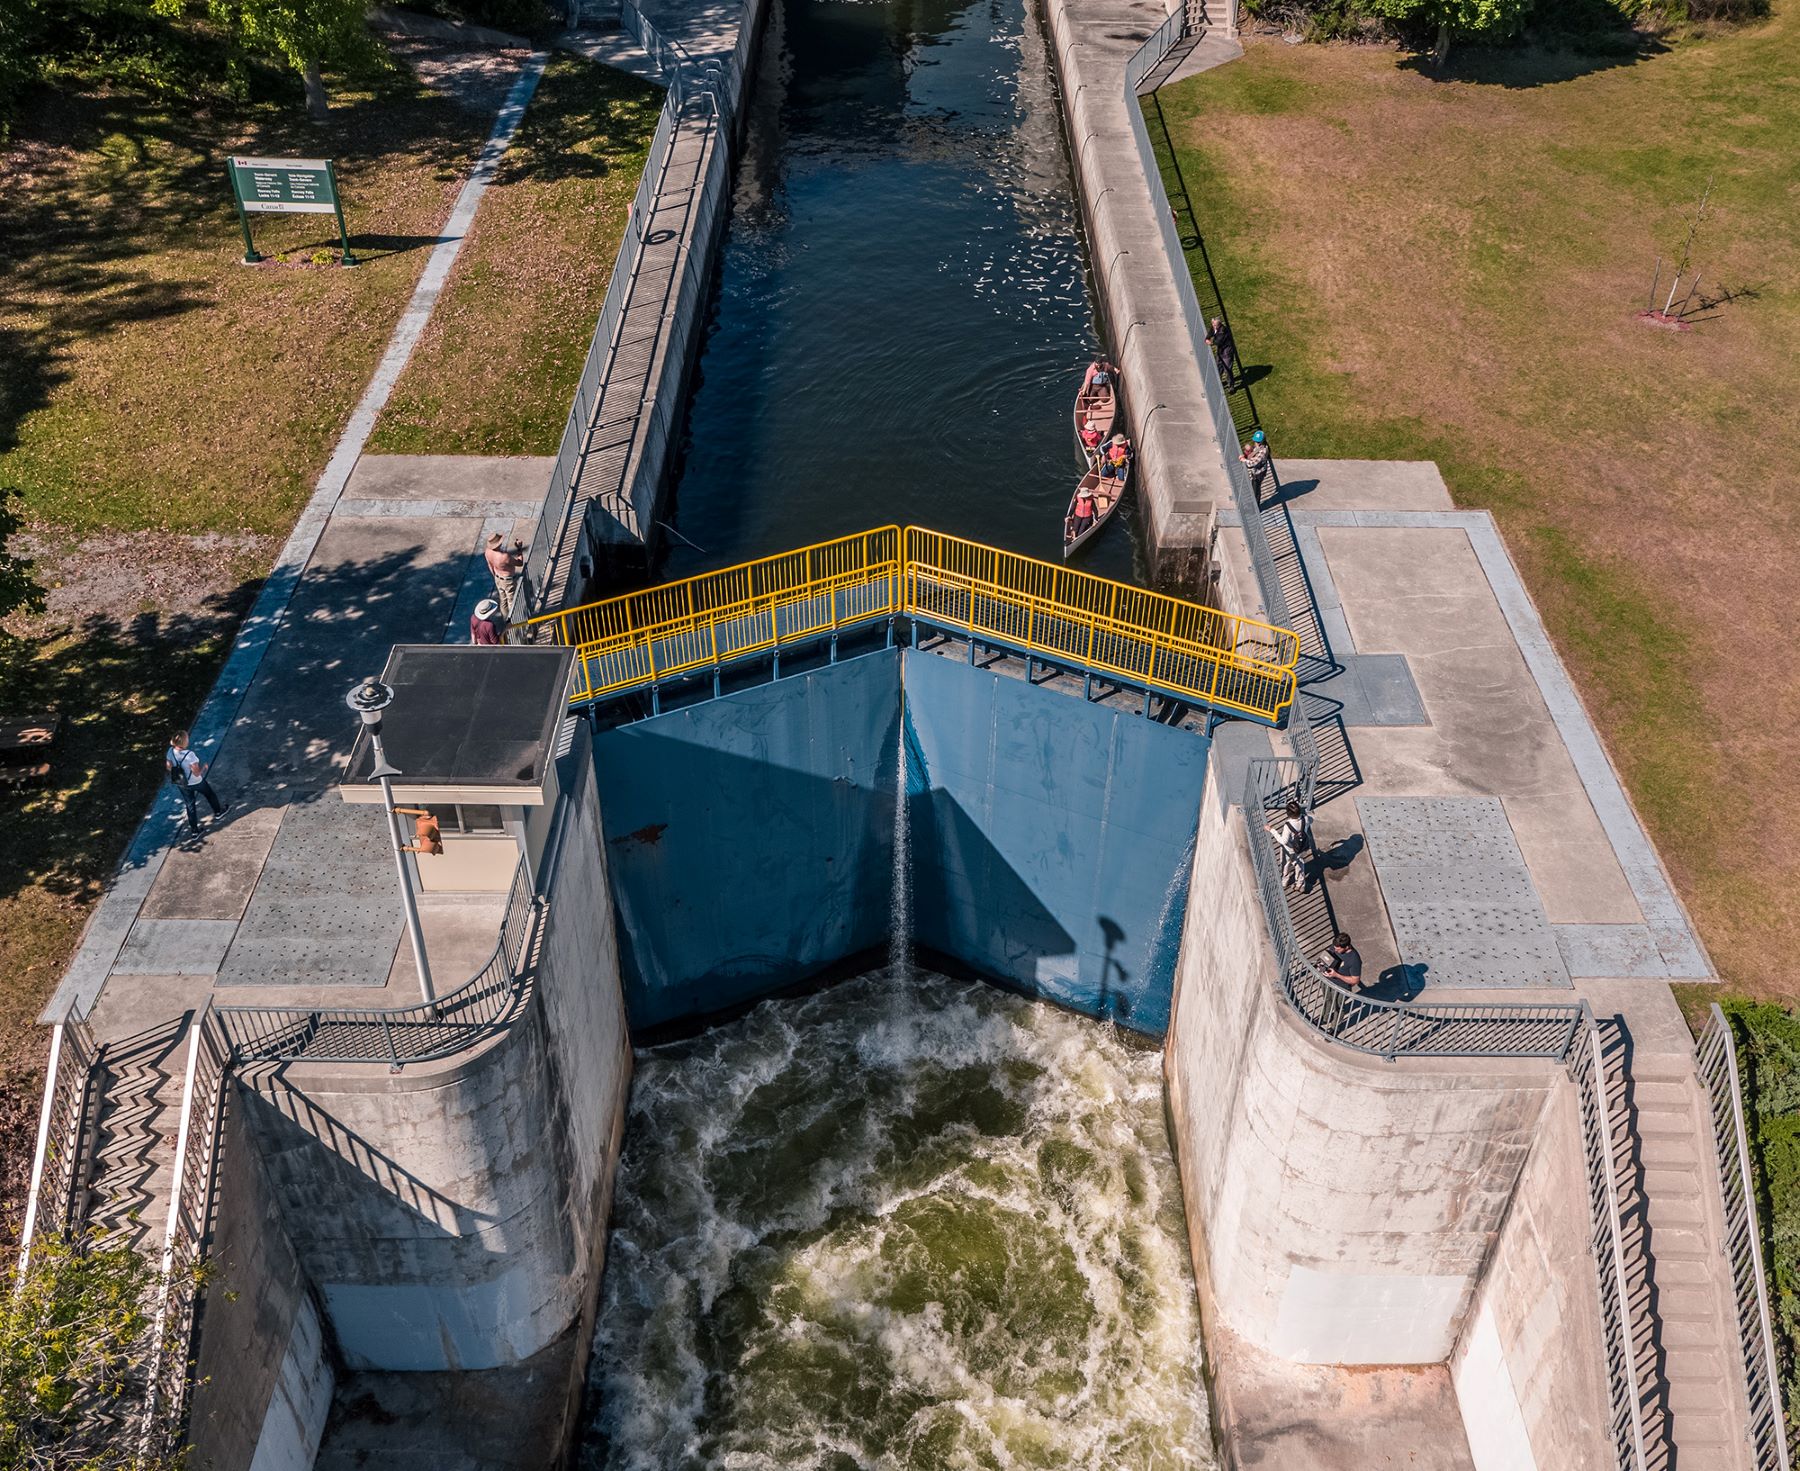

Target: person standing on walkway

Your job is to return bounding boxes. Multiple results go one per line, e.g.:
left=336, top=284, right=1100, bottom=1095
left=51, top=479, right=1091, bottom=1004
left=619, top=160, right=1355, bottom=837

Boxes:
left=1207, top=316, right=1237, bottom=389
left=485, top=533, right=525, bottom=619
left=1320, top=933, right=1364, bottom=992
left=1266, top=799, right=1312, bottom=892
left=1240, top=429, right=1272, bottom=499
left=165, top=730, right=226, bottom=834
left=471, top=598, right=507, bottom=646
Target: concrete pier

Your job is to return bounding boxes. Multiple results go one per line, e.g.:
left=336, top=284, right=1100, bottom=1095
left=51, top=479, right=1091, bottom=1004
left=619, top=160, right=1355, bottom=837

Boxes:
left=1042, top=0, right=1227, bottom=574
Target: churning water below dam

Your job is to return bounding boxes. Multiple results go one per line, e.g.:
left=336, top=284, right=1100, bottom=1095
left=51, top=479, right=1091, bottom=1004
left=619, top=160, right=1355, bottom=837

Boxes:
left=580, top=970, right=1212, bottom=1469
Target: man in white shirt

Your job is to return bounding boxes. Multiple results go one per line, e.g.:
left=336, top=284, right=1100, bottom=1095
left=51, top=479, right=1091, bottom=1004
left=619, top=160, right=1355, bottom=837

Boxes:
left=164, top=730, right=227, bottom=834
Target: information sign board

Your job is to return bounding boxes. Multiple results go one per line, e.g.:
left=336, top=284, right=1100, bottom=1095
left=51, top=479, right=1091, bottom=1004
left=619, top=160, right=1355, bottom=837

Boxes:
left=229, top=156, right=339, bottom=214
left=225, top=156, right=357, bottom=266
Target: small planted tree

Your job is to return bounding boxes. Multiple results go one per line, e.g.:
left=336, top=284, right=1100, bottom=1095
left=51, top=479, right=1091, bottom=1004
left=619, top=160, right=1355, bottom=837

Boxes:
left=1365, top=0, right=1534, bottom=66
left=152, top=0, right=368, bottom=121
left=0, top=1235, right=187, bottom=1470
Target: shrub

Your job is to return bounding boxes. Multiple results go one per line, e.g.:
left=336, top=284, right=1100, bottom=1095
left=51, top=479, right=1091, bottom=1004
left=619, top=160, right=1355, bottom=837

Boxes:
left=1724, top=1000, right=1800, bottom=1440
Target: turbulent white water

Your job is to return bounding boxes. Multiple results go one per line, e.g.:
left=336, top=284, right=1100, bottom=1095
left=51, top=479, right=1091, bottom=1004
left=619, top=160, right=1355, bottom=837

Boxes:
left=582, top=970, right=1213, bottom=1471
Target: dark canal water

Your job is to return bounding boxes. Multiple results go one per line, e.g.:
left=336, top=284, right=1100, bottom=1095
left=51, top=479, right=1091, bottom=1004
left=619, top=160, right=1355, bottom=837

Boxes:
left=661, top=0, right=1142, bottom=582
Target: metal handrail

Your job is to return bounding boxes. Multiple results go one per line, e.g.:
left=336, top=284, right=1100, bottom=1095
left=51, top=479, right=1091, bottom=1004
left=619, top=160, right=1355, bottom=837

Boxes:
left=1569, top=1006, right=1654, bottom=1471
left=1122, top=13, right=1298, bottom=641
left=529, top=526, right=1302, bottom=722
left=216, top=857, right=543, bottom=1068
left=1698, top=1005, right=1793, bottom=1471
left=14, top=998, right=102, bottom=1284
left=1240, top=757, right=1584, bottom=1060
left=139, top=1000, right=233, bottom=1459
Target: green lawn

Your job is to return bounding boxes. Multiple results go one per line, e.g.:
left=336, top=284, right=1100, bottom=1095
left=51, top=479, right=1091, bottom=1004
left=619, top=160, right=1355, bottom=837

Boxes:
left=367, top=55, right=662, bottom=455
left=1148, top=8, right=1800, bottom=1002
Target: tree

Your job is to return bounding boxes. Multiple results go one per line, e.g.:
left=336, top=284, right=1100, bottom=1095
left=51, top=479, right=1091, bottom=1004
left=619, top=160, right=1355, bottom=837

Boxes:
left=0, top=1235, right=187, bottom=1470
left=152, top=0, right=367, bottom=120
left=1364, top=0, right=1534, bottom=65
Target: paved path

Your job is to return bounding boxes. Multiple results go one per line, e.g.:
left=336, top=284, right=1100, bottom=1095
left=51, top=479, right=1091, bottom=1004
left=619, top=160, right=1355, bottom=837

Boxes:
left=1042, top=0, right=1227, bottom=568
left=44, top=58, right=549, bottom=1029
left=1217, top=458, right=1711, bottom=990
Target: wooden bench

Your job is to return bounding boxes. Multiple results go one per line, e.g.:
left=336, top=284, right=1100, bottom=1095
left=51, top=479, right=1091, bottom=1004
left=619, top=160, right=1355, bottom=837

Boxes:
left=0, top=712, right=63, bottom=787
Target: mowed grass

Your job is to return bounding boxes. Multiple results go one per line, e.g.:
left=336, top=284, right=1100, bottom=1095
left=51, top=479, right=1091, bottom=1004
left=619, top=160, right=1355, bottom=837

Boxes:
left=0, top=58, right=504, bottom=537
left=368, top=55, right=662, bottom=455
left=0, top=44, right=658, bottom=1108
left=1150, top=9, right=1800, bottom=1001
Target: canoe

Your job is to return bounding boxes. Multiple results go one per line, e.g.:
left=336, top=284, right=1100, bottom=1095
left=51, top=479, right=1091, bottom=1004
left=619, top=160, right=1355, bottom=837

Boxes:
left=1073, top=365, right=1118, bottom=465
left=1063, top=457, right=1128, bottom=558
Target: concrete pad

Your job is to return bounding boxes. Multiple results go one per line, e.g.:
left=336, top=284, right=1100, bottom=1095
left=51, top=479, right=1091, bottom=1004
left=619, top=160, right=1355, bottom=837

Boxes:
left=86, top=974, right=217, bottom=1044
left=386, top=895, right=510, bottom=994
left=112, top=919, right=240, bottom=976
left=139, top=803, right=285, bottom=921
left=1358, top=796, right=1567, bottom=989
left=1273, top=459, right=1455, bottom=515
left=1317, top=526, right=1640, bottom=928
left=1556, top=924, right=1671, bottom=979
left=1212, top=1322, right=1475, bottom=1471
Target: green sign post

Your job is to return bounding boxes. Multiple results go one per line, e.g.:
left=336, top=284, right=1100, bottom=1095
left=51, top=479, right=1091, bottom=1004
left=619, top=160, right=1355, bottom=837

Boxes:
left=226, top=156, right=358, bottom=266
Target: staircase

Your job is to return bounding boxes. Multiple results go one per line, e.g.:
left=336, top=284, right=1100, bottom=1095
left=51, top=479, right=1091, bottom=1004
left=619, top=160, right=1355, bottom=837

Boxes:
left=82, top=1019, right=189, bottom=1253
left=1629, top=1045, right=1756, bottom=1471
left=1587, top=1010, right=1755, bottom=1471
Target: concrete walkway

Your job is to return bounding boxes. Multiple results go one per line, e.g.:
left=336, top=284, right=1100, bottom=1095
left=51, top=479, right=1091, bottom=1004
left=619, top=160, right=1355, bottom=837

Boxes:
left=537, top=0, right=759, bottom=607
left=1216, top=458, right=1711, bottom=994
left=1042, top=0, right=1228, bottom=570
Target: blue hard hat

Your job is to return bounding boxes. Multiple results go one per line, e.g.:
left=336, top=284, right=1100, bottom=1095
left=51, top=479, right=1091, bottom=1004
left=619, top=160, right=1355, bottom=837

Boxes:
left=1251, top=430, right=1266, bottom=444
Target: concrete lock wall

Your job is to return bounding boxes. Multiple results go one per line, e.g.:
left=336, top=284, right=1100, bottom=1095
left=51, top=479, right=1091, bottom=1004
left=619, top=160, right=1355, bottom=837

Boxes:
left=901, top=650, right=1208, bottom=1034
left=1451, top=1076, right=1614, bottom=1470
left=592, top=649, right=1212, bottom=1035
left=237, top=739, right=632, bottom=1373
left=187, top=1095, right=334, bottom=1471
left=1165, top=762, right=1559, bottom=1365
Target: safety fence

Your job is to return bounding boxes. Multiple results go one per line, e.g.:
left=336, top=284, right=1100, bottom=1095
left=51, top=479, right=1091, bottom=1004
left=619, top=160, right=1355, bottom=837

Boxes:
left=14, top=999, right=103, bottom=1284
left=139, top=1001, right=233, bottom=1461
left=1697, top=1006, right=1793, bottom=1471
left=217, top=858, right=541, bottom=1067
left=1240, top=757, right=1585, bottom=1060
left=523, top=0, right=757, bottom=615
left=1123, top=14, right=1301, bottom=646
left=528, top=526, right=1303, bottom=724
left=1569, top=1010, right=1655, bottom=1471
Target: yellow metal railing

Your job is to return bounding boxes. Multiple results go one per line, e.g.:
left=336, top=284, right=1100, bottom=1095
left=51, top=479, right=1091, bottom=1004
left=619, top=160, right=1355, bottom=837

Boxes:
left=529, top=525, right=1300, bottom=722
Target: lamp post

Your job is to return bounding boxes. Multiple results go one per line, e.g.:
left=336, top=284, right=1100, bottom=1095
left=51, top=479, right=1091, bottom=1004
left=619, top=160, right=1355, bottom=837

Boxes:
left=347, top=679, right=437, bottom=1013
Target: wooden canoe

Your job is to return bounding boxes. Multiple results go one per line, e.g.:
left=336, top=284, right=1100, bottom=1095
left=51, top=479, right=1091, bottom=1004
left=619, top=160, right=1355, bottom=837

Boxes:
left=1063, top=457, right=1128, bottom=558
left=1073, top=365, right=1117, bottom=465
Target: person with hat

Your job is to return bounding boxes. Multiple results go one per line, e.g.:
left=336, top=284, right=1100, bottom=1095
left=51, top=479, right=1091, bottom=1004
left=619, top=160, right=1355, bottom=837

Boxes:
left=471, top=598, right=506, bottom=646
left=1240, top=429, right=1272, bottom=499
left=484, top=532, right=525, bottom=618
left=1099, top=432, right=1131, bottom=482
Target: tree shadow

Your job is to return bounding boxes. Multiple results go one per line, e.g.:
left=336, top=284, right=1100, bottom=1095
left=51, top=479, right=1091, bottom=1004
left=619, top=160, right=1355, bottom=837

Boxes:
left=1395, top=31, right=1670, bottom=88
left=0, top=55, right=498, bottom=471
left=0, top=578, right=265, bottom=913
left=490, top=57, right=665, bottom=189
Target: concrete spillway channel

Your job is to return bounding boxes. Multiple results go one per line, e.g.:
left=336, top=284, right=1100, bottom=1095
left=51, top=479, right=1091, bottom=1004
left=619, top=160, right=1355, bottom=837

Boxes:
left=15, top=0, right=1767, bottom=1465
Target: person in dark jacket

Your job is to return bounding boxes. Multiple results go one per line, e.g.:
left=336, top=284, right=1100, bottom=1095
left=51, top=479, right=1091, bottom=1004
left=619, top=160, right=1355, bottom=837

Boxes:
left=1207, top=316, right=1237, bottom=388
